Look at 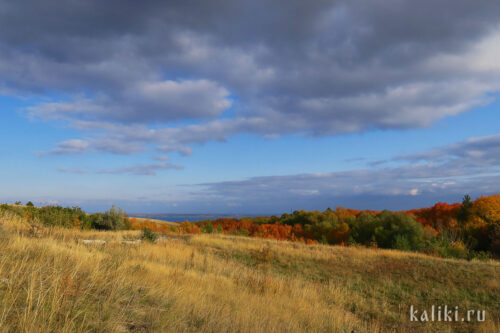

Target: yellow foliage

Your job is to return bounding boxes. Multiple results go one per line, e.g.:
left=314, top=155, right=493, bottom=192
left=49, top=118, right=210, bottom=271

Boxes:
left=472, top=194, right=500, bottom=223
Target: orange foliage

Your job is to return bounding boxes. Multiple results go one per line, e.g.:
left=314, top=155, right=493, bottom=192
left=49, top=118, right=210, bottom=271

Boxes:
left=129, top=218, right=173, bottom=234
left=129, top=217, right=141, bottom=230
left=127, top=195, right=499, bottom=253
left=327, top=222, right=350, bottom=244
left=178, top=221, right=201, bottom=234
left=253, top=223, right=292, bottom=240
left=407, top=202, right=461, bottom=231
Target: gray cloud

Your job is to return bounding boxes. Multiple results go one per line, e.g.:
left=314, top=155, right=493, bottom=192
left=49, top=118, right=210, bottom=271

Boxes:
left=156, top=144, right=193, bottom=157
left=193, top=134, right=500, bottom=208
left=153, top=155, right=169, bottom=161
left=98, top=162, right=183, bottom=176
left=397, top=133, right=500, bottom=168
left=58, top=162, right=183, bottom=176
left=57, top=168, right=87, bottom=174
left=1, top=1, right=500, bottom=155
left=27, top=134, right=500, bottom=213
left=28, top=79, right=232, bottom=123
left=41, top=139, right=89, bottom=155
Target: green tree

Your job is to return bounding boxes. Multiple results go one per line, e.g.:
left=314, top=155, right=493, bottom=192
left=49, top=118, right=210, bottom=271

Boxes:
left=458, top=194, right=472, bottom=225
left=373, top=211, right=427, bottom=251
left=348, top=212, right=377, bottom=245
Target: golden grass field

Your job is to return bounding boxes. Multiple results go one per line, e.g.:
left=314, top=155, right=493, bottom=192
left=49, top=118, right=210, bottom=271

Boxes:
left=0, top=210, right=498, bottom=332
left=130, top=217, right=180, bottom=227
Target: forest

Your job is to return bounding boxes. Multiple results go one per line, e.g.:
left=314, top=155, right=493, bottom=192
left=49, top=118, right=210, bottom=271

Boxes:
left=183, top=194, right=500, bottom=259
left=1, top=194, right=499, bottom=260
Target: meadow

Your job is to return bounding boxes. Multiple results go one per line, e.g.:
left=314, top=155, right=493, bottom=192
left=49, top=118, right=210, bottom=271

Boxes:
left=0, top=209, right=498, bottom=332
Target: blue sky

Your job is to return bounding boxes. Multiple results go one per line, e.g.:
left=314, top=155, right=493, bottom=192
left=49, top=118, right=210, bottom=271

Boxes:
left=1, top=1, right=499, bottom=213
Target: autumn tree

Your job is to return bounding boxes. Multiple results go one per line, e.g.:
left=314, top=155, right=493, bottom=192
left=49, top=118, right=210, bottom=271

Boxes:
left=471, top=194, right=500, bottom=224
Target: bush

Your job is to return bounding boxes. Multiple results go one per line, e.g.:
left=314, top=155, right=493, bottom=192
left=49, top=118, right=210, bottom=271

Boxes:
left=426, top=237, right=469, bottom=259
left=347, top=211, right=428, bottom=251
left=300, top=210, right=342, bottom=243
left=393, top=235, right=412, bottom=251
left=90, top=206, right=128, bottom=230
left=32, top=206, right=87, bottom=228
left=373, top=211, right=428, bottom=251
left=467, top=251, right=492, bottom=261
left=0, top=204, right=24, bottom=217
left=204, top=223, right=214, bottom=233
left=142, top=228, right=159, bottom=243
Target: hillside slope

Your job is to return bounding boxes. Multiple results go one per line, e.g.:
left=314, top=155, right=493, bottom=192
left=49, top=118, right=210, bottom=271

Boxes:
left=0, top=211, right=498, bottom=332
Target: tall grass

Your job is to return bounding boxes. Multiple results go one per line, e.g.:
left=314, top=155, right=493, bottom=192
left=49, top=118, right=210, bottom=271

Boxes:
left=0, top=211, right=498, bottom=332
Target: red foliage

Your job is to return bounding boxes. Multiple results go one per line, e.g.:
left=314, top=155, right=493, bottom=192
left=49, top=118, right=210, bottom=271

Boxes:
left=406, top=202, right=461, bottom=231
left=127, top=195, right=499, bottom=254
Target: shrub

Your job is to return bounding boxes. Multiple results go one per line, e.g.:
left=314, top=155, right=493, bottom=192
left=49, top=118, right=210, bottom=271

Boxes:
left=467, top=251, right=492, bottom=261
left=204, top=224, right=214, bottom=233
left=393, top=235, right=412, bottom=251
left=90, top=206, right=128, bottom=230
left=142, top=228, right=159, bottom=243
left=32, top=206, right=87, bottom=228
left=426, top=237, right=469, bottom=259
left=0, top=204, right=24, bottom=217
left=373, top=211, right=428, bottom=251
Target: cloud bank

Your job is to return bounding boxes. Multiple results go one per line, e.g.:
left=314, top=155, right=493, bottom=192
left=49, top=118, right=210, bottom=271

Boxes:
left=192, top=134, right=500, bottom=211
left=1, top=0, right=499, bottom=155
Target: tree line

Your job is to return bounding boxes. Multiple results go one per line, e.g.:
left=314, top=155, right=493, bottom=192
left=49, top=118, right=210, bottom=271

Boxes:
left=190, top=194, right=500, bottom=259
left=1, top=194, right=498, bottom=259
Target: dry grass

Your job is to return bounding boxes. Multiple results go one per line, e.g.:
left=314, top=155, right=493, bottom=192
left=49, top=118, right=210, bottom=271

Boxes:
left=0, top=211, right=498, bottom=332
left=130, top=217, right=179, bottom=227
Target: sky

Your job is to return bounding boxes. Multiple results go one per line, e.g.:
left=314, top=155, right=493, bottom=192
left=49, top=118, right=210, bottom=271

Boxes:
left=0, top=0, right=499, bottom=214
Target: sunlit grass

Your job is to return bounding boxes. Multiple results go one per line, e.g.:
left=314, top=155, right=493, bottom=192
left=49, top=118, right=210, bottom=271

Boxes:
left=0, top=211, right=498, bottom=332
